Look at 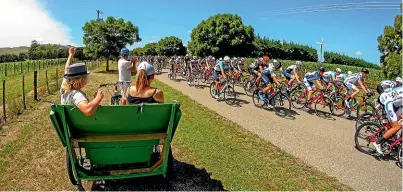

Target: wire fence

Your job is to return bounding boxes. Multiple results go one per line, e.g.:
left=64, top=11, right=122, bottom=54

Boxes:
left=0, top=60, right=101, bottom=125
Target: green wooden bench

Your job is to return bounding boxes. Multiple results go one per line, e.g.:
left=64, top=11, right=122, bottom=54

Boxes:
left=49, top=102, right=181, bottom=190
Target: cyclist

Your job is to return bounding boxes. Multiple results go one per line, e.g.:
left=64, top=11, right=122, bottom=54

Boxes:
left=283, top=60, right=303, bottom=88
left=376, top=77, right=403, bottom=94
left=188, top=56, right=199, bottom=85
left=343, top=68, right=372, bottom=108
left=347, top=71, right=352, bottom=76
left=303, top=67, right=326, bottom=108
left=213, top=56, right=232, bottom=99
left=322, top=70, right=336, bottom=91
left=248, top=59, right=259, bottom=82
left=259, top=59, right=282, bottom=102
left=118, top=48, right=135, bottom=96
left=372, top=86, right=403, bottom=154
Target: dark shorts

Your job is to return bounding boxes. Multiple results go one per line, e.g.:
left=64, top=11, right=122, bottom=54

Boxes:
left=213, top=70, right=221, bottom=81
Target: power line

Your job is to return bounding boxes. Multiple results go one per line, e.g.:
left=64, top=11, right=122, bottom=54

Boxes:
left=258, top=2, right=400, bottom=16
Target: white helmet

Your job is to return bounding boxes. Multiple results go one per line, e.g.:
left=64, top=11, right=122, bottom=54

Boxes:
left=296, top=61, right=302, bottom=65
left=193, top=56, right=197, bottom=59
left=396, top=77, right=403, bottom=83
left=347, top=71, right=352, bottom=75
left=212, top=57, right=215, bottom=60
left=224, top=56, right=230, bottom=62
left=186, top=54, right=189, bottom=57
left=336, top=68, right=342, bottom=73
left=233, top=57, right=237, bottom=60
left=219, top=57, right=223, bottom=60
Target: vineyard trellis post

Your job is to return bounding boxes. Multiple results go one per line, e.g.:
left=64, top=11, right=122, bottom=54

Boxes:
left=13, top=63, right=16, bottom=74
left=20, top=62, right=23, bottom=74
left=56, top=67, right=59, bottom=89
left=4, top=64, right=7, bottom=76
left=34, top=71, right=38, bottom=101
left=2, top=80, right=6, bottom=122
left=45, top=70, right=50, bottom=94
left=22, top=75, right=26, bottom=109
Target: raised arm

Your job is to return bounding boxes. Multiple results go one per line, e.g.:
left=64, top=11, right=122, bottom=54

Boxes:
left=64, top=47, right=75, bottom=73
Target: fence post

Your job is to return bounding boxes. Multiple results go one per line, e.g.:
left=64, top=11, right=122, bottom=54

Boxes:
left=20, top=62, right=23, bottom=74
left=4, top=64, right=7, bottom=76
left=2, top=80, right=6, bottom=122
left=13, top=63, right=16, bottom=74
left=45, top=70, right=50, bottom=94
left=34, top=71, right=38, bottom=101
left=56, top=68, right=59, bottom=89
left=22, top=75, right=26, bottom=109
left=28, top=62, right=30, bottom=72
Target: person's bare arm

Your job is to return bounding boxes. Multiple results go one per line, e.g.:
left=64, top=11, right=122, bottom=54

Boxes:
left=76, top=90, right=104, bottom=116
left=316, top=80, right=324, bottom=89
left=64, top=47, right=75, bottom=73
left=154, top=90, right=165, bottom=103
left=359, top=81, right=369, bottom=93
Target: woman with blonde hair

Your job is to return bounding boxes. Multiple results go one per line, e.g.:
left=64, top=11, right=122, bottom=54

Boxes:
left=121, top=61, right=164, bottom=104
left=60, top=47, right=104, bottom=116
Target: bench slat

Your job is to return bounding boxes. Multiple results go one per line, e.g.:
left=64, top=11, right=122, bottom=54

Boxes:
left=73, top=133, right=167, bottom=142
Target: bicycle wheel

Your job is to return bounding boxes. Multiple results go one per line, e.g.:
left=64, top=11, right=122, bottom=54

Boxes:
left=210, top=82, right=218, bottom=99
left=224, top=85, right=236, bottom=105
left=355, top=112, right=382, bottom=130
left=355, top=122, right=382, bottom=155
left=331, top=96, right=346, bottom=116
left=252, top=89, right=266, bottom=107
left=290, top=89, right=306, bottom=109
left=356, top=102, right=376, bottom=117
left=314, top=96, right=333, bottom=117
left=244, top=80, right=255, bottom=97
left=272, top=93, right=291, bottom=116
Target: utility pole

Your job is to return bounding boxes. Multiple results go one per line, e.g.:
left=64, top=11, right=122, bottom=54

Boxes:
left=316, top=38, right=326, bottom=63
left=96, top=10, right=103, bottom=21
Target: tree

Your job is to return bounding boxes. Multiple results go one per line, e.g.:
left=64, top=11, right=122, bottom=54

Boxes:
left=157, top=36, right=186, bottom=56
left=377, top=10, right=402, bottom=78
left=187, top=14, right=254, bottom=57
left=82, top=16, right=141, bottom=71
left=142, top=43, right=158, bottom=55
left=131, top=47, right=144, bottom=56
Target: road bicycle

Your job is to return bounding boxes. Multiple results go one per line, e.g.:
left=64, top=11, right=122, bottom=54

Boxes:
left=209, top=79, right=237, bottom=105
left=291, top=88, right=334, bottom=116
left=355, top=121, right=402, bottom=166
left=252, top=83, right=292, bottom=117
left=188, top=69, right=202, bottom=87
left=332, top=93, right=375, bottom=118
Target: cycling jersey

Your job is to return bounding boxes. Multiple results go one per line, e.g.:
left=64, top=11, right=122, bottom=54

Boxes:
left=380, top=80, right=396, bottom=89
left=304, top=71, right=321, bottom=82
left=285, top=65, right=301, bottom=74
left=322, top=71, right=336, bottom=82
left=336, top=73, right=347, bottom=81
left=214, top=61, right=230, bottom=72
left=379, top=86, right=403, bottom=122
left=344, top=73, right=363, bottom=85
left=262, top=66, right=279, bottom=84
left=190, top=59, right=198, bottom=68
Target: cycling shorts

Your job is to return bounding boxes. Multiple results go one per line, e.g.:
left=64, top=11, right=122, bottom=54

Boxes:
left=261, top=70, right=274, bottom=84
left=345, top=82, right=357, bottom=94
left=233, top=67, right=239, bottom=72
left=303, top=77, right=315, bottom=91
left=282, top=71, right=292, bottom=81
left=213, top=70, right=221, bottom=81
left=385, top=101, right=403, bottom=122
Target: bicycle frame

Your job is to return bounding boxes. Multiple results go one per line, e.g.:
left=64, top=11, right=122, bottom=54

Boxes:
left=367, top=123, right=401, bottom=150
left=305, top=89, right=327, bottom=107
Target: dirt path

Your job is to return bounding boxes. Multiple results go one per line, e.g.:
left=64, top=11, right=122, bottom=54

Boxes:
left=156, top=70, right=402, bottom=191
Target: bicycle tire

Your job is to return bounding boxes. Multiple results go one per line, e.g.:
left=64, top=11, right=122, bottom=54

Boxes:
left=355, top=112, right=381, bottom=130
left=355, top=122, right=381, bottom=155
left=356, top=102, right=376, bottom=117
left=210, top=82, right=217, bottom=99
left=273, top=93, right=291, bottom=116
left=314, top=96, right=333, bottom=117
left=290, top=89, right=306, bottom=109
left=331, top=96, right=346, bottom=117
left=252, top=89, right=266, bottom=108
left=244, top=80, right=255, bottom=97
left=224, top=85, right=236, bottom=105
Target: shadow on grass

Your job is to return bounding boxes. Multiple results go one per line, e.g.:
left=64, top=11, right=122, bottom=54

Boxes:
left=91, top=159, right=226, bottom=191
left=95, top=70, right=118, bottom=74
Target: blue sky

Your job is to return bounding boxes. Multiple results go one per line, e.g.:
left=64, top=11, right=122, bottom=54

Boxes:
left=5, top=0, right=402, bottom=64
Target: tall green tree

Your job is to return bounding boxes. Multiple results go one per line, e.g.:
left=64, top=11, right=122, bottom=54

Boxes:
left=131, top=47, right=144, bottom=56
left=377, top=10, right=402, bottom=78
left=188, top=14, right=254, bottom=57
left=142, top=43, right=158, bottom=55
left=157, top=36, right=186, bottom=56
left=82, top=16, right=141, bottom=71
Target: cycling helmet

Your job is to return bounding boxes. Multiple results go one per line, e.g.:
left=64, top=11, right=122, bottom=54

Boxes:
left=186, top=54, right=189, bottom=57
left=258, top=57, right=263, bottom=62
left=347, top=71, right=352, bottom=75
left=219, top=57, right=223, bottom=60
left=361, top=68, right=369, bottom=74
left=224, top=56, right=230, bottom=62
left=233, top=57, right=237, bottom=60
left=336, top=68, right=342, bottom=73
left=120, top=48, right=129, bottom=56
left=193, top=56, right=197, bottom=59
left=319, top=66, right=325, bottom=72
left=296, top=61, right=302, bottom=66
left=396, top=77, right=403, bottom=83
left=273, top=59, right=281, bottom=69
left=178, top=56, right=181, bottom=59
left=212, top=57, right=215, bottom=60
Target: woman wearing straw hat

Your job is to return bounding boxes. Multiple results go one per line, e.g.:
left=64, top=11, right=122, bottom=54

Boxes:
left=60, top=47, right=104, bottom=116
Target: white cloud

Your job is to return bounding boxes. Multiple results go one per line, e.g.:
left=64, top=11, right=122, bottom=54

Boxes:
left=355, top=51, right=363, bottom=56
left=0, top=0, right=73, bottom=47
left=149, top=40, right=156, bottom=43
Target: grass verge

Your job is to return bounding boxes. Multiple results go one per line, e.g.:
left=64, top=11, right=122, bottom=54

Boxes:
left=0, top=64, right=351, bottom=190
